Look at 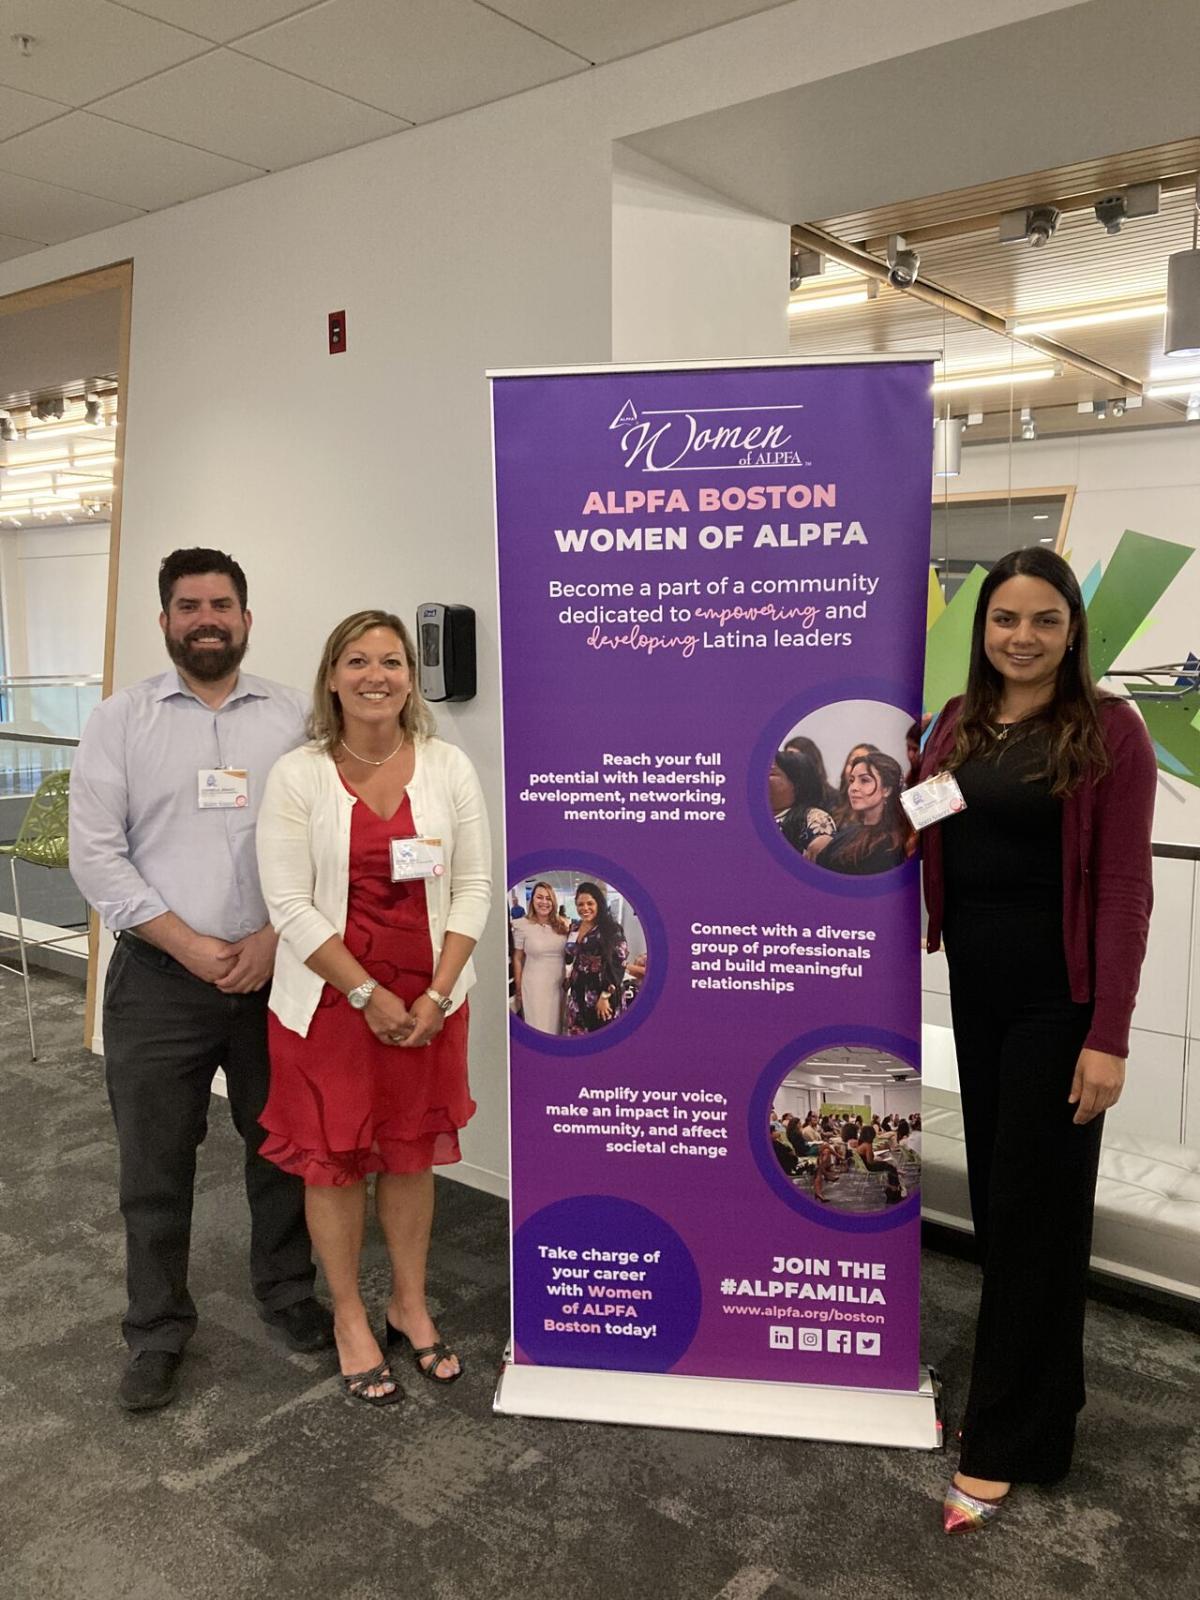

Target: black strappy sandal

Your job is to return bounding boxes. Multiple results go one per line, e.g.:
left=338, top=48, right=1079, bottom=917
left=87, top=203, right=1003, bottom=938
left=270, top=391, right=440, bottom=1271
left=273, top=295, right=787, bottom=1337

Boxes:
left=341, top=1359, right=403, bottom=1407
left=386, top=1319, right=465, bottom=1384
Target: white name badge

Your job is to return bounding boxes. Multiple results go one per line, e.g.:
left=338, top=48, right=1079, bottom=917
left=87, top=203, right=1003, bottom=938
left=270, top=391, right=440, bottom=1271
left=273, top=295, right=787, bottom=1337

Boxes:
left=390, top=836, right=446, bottom=882
left=900, top=770, right=966, bottom=830
left=197, top=768, right=250, bottom=809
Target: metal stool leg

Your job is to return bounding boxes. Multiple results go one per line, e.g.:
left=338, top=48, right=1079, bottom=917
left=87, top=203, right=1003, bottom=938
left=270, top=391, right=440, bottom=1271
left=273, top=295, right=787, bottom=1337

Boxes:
left=10, top=856, right=36, bottom=1059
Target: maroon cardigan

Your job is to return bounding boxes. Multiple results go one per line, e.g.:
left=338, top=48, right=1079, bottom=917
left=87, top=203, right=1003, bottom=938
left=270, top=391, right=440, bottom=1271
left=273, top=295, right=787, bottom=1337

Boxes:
left=919, top=695, right=1157, bottom=1058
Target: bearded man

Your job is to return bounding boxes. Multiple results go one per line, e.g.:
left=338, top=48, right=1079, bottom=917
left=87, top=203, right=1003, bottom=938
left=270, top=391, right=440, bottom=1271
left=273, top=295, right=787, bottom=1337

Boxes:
left=70, top=548, right=332, bottom=1411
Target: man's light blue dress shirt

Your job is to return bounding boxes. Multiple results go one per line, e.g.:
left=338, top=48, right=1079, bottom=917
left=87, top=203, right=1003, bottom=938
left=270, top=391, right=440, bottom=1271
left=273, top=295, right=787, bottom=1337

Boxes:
left=69, top=669, right=308, bottom=941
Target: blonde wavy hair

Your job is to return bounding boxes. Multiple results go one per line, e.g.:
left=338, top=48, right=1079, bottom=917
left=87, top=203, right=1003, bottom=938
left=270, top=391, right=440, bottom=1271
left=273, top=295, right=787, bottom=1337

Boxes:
left=307, top=608, right=436, bottom=752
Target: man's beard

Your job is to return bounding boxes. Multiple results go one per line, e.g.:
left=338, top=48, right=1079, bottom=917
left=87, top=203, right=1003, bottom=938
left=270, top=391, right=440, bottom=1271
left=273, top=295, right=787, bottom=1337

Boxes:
left=165, top=627, right=248, bottom=681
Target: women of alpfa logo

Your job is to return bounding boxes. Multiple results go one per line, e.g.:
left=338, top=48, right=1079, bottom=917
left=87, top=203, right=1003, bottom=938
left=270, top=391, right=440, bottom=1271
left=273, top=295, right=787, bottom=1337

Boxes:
left=609, top=398, right=806, bottom=471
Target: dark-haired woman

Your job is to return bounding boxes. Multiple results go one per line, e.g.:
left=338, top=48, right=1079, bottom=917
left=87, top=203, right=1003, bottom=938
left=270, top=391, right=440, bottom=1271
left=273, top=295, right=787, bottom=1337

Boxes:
left=769, top=748, right=835, bottom=854
left=832, top=741, right=878, bottom=823
left=920, top=547, right=1155, bottom=1530
left=808, top=751, right=912, bottom=875
left=783, top=734, right=838, bottom=812
left=564, top=881, right=628, bottom=1033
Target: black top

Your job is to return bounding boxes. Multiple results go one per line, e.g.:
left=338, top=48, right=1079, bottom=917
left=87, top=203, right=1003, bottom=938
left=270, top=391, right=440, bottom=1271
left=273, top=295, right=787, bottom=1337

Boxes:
left=942, top=723, right=1062, bottom=914
left=817, top=825, right=904, bottom=876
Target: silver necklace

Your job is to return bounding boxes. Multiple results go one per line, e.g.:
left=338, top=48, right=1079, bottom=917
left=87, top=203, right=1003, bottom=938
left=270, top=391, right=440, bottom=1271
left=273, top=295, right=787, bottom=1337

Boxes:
left=340, top=733, right=406, bottom=766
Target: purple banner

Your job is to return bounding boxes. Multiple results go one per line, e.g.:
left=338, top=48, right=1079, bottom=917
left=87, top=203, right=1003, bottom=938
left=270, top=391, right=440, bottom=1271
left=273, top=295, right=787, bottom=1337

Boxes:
left=493, top=360, right=932, bottom=1392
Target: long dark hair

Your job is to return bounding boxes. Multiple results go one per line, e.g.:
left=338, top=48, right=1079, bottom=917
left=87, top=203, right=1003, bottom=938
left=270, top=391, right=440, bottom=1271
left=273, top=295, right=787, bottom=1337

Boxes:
left=783, top=734, right=833, bottom=802
left=836, top=751, right=912, bottom=868
left=574, top=880, right=623, bottom=960
left=944, top=547, right=1109, bottom=797
left=772, top=748, right=829, bottom=848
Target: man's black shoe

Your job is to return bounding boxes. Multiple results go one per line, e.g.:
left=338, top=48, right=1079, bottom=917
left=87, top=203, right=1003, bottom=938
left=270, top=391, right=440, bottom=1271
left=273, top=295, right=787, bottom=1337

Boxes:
left=261, top=1296, right=335, bottom=1352
left=118, top=1350, right=183, bottom=1412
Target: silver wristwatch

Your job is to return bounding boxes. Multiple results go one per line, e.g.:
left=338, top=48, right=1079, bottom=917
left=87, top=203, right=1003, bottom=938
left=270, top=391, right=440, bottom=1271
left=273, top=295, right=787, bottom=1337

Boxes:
left=424, top=986, right=453, bottom=1014
left=347, top=978, right=378, bottom=1011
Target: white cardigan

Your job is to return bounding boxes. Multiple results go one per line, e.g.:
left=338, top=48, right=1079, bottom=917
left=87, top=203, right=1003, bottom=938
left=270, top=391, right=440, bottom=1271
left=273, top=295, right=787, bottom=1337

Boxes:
left=257, top=737, right=491, bottom=1037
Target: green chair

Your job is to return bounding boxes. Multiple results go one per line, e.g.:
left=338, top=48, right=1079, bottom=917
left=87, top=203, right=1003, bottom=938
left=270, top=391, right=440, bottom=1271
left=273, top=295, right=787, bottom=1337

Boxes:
left=0, top=769, right=72, bottom=1059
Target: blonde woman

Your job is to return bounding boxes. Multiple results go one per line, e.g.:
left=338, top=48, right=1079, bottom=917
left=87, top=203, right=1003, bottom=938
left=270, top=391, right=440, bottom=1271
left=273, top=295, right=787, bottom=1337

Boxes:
left=511, top=881, right=569, bottom=1034
left=256, top=610, right=490, bottom=1406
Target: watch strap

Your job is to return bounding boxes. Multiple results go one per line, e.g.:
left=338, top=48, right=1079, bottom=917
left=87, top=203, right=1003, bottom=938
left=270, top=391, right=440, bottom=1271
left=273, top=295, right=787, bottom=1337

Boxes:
left=424, top=986, right=453, bottom=1014
left=347, top=978, right=378, bottom=1010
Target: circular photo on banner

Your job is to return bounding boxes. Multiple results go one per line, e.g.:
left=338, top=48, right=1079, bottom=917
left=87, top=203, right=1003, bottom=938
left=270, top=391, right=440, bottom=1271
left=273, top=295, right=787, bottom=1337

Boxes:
left=507, top=870, right=650, bottom=1041
left=767, top=1045, right=922, bottom=1216
left=766, top=699, right=919, bottom=879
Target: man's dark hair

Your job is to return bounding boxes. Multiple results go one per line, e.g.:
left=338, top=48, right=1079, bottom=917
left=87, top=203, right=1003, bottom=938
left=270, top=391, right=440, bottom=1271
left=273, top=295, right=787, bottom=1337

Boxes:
left=158, top=548, right=248, bottom=611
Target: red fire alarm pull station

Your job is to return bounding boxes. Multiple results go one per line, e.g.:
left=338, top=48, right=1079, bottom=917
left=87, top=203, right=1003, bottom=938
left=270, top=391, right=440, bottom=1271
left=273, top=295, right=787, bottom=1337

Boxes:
left=328, top=310, right=346, bottom=354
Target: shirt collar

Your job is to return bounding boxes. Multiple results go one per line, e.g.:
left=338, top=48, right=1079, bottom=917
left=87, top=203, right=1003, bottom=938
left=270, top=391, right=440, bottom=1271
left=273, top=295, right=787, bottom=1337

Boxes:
left=153, top=668, right=271, bottom=707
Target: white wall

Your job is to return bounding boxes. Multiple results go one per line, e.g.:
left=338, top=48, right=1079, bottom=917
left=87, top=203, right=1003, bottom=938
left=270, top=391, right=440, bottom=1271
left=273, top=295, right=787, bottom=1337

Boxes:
left=0, top=0, right=1170, bottom=1194
left=16, top=524, right=110, bottom=677
left=612, top=147, right=788, bottom=363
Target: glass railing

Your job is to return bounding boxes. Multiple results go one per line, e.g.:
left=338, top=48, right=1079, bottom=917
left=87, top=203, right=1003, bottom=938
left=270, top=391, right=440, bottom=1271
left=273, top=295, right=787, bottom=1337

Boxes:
left=0, top=729, right=87, bottom=939
left=0, top=674, right=102, bottom=741
left=0, top=730, right=76, bottom=798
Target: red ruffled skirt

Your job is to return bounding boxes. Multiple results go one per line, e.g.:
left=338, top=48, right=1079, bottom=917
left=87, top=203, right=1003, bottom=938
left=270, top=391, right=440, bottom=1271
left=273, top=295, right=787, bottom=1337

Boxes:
left=261, top=789, right=474, bottom=1185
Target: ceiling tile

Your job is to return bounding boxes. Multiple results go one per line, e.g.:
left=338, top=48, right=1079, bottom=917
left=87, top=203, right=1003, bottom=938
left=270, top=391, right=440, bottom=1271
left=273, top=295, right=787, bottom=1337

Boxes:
left=0, top=86, right=69, bottom=141
left=90, top=49, right=408, bottom=169
left=235, top=0, right=585, bottom=123
left=0, top=113, right=265, bottom=210
left=0, top=170, right=143, bottom=244
left=0, top=1, right=211, bottom=105
left=0, top=231, right=44, bottom=263
left=488, top=0, right=792, bottom=64
left=108, top=3, right=327, bottom=45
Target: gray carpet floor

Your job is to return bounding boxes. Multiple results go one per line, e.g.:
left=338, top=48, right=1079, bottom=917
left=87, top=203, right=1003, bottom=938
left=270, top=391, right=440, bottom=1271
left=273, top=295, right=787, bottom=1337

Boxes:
left=2, top=966, right=1198, bottom=1600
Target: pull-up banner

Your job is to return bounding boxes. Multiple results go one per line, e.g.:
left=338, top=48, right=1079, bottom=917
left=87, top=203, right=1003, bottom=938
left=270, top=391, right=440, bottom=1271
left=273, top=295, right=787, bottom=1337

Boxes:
left=493, top=359, right=933, bottom=1398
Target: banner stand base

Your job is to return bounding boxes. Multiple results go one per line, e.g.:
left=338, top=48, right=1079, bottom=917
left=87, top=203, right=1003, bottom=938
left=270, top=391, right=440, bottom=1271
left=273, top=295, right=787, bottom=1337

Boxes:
left=494, top=1351, right=943, bottom=1451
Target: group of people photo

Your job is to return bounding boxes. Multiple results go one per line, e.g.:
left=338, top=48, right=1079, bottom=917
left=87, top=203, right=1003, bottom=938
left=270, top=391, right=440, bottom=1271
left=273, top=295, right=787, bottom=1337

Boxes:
left=507, top=875, right=647, bottom=1036
left=64, top=540, right=1157, bottom=1535
left=769, top=1105, right=922, bottom=1214
left=767, top=700, right=924, bottom=876
left=71, top=547, right=491, bottom=1412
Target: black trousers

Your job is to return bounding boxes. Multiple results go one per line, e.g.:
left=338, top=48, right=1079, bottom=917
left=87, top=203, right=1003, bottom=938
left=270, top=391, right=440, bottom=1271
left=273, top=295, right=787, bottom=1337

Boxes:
left=945, top=908, right=1101, bottom=1484
left=103, top=933, right=314, bottom=1353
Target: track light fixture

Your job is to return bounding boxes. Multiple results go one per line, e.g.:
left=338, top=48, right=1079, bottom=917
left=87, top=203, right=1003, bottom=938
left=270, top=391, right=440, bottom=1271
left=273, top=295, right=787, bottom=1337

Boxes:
left=1095, top=195, right=1127, bottom=236
left=1186, top=395, right=1200, bottom=422
left=1026, top=206, right=1060, bottom=248
left=885, top=234, right=920, bottom=289
left=1093, top=183, right=1159, bottom=236
left=1000, top=205, right=1061, bottom=249
left=1020, top=407, right=1037, bottom=441
left=0, top=415, right=13, bottom=443
left=33, top=395, right=65, bottom=422
left=789, top=247, right=822, bottom=292
left=84, top=397, right=102, bottom=425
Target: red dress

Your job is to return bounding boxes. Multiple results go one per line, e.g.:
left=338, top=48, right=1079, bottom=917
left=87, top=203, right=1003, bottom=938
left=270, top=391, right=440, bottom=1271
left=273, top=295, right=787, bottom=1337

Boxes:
left=261, top=788, right=474, bottom=1185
